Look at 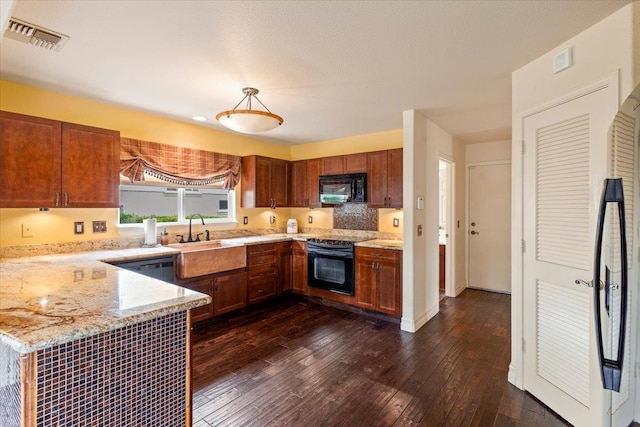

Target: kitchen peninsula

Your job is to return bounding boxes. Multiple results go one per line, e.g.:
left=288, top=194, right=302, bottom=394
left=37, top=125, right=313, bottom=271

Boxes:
left=0, top=247, right=209, bottom=427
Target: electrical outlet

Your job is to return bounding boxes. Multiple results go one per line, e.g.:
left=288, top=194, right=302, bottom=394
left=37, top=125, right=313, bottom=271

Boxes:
left=92, top=221, right=107, bottom=233
left=308, top=216, right=313, bottom=224
left=74, top=222, right=84, bottom=234
left=269, top=215, right=276, bottom=224
left=22, top=224, right=34, bottom=238
left=243, top=216, right=249, bottom=225
left=393, top=218, right=399, bottom=228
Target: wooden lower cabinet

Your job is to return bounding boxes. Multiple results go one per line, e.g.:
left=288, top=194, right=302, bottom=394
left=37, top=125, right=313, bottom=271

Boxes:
left=214, top=269, right=246, bottom=315
left=292, top=241, right=309, bottom=295
left=176, top=269, right=246, bottom=323
left=176, top=276, right=214, bottom=323
left=355, top=247, right=402, bottom=316
left=246, top=243, right=279, bottom=304
left=279, top=241, right=293, bottom=293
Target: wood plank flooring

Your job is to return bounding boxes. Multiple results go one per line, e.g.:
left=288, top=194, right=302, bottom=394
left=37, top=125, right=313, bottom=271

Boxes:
left=191, top=289, right=570, bottom=426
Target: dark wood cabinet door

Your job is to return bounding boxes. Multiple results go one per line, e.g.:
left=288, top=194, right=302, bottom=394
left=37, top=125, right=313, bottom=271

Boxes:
left=279, top=241, right=293, bottom=293
left=255, top=156, right=272, bottom=207
left=377, top=258, right=402, bottom=316
left=322, top=155, right=344, bottom=175
left=355, top=257, right=376, bottom=311
left=213, top=270, right=246, bottom=316
left=306, top=159, right=321, bottom=208
left=61, top=122, right=120, bottom=208
left=292, top=241, right=308, bottom=294
left=178, top=277, right=214, bottom=323
left=270, top=158, right=290, bottom=208
left=344, top=153, right=367, bottom=173
left=387, top=148, right=403, bottom=208
left=367, top=150, right=389, bottom=208
left=291, top=160, right=308, bottom=207
left=0, top=111, right=62, bottom=208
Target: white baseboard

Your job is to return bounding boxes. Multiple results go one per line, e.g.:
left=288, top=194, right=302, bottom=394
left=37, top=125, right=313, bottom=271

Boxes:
left=400, top=304, right=439, bottom=333
left=454, top=281, right=467, bottom=296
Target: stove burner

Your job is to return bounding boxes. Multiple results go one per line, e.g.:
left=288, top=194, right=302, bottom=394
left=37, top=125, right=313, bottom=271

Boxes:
left=307, top=237, right=368, bottom=246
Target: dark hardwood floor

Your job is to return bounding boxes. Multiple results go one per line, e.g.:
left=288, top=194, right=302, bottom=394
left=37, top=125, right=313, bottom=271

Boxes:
left=190, top=289, right=569, bottom=426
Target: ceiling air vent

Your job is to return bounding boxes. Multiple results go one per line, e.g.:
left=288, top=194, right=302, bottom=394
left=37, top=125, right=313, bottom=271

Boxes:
left=4, top=18, right=69, bottom=52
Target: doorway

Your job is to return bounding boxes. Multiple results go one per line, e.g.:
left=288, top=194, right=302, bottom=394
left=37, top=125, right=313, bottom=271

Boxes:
left=466, top=162, right=511, bottom=293
left=438, top=157, right=454, bottom=297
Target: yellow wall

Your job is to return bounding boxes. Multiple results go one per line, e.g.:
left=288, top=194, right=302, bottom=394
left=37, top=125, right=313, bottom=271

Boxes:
left=0, top=80, right=403, bottom=246
left=291, top=129, right=403, bottom=160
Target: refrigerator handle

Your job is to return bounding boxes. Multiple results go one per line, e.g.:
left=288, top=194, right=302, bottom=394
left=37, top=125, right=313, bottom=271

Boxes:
left=593, top=178, right=628, bottom=392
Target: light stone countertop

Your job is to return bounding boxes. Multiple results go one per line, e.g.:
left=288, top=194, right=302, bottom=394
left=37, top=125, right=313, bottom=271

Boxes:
left=0, top=233, right=403, bottom=354
left=355, top=239, right=404, bottom=250
left=0, top=246, right=207, bottom=354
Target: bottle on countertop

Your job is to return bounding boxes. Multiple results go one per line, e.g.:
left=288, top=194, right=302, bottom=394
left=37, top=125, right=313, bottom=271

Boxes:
left=160, top=228, right=169, bottom=245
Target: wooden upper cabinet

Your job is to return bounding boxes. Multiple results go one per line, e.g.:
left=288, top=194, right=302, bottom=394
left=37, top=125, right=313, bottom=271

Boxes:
left=367, top=148, right=402, bottom=208
left=61, top=123, right=120, bottom=208
left=344, top=153, right=367, bottom=173
left=306, top=159, right=321, bottom=208
left=321, top=153, right=367, bottom=175
left=0, top=112, right=62, bottom=207
left=241, top=155, right=290, bottom=208
left=291, top=160, right=308, bottom=207
left=290, top=158, right=321, bottom=208
left=0, top=111, right=119, bottom=208
left=322, top=156, right=343, bottom=175
left=270, top=158, right=290, bottom=208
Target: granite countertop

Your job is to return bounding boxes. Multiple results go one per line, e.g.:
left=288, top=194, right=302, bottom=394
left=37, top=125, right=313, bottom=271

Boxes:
left=355, top=239, right=404, bottom=250
left=0, top=246, right=209, bottom=355
left=1, top=233, right=403, bottom=354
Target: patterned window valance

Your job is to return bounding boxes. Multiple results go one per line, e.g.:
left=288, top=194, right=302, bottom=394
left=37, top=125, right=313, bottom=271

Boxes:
left=120, top=138, right=241, bottom=190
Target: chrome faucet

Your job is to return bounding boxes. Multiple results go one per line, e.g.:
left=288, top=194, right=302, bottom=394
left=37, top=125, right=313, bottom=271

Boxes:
left=187, top=214, right=205, bottom=242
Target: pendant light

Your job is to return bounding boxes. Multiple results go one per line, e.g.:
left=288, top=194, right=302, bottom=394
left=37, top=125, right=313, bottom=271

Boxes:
left=216, top=87, right=283, bottom=134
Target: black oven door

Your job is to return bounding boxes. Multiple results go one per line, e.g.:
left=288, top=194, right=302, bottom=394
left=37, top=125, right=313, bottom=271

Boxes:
left=307, top=248, right=354, bottom=296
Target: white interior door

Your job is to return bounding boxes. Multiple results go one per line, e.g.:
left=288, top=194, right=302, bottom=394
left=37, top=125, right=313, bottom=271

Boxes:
left=522, top=86, right=612, bottom=427
left=468, top=163, right=511, bottom=293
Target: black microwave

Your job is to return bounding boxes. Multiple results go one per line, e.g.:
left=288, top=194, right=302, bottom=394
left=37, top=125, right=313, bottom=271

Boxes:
left=319, top=173, right=367, bottom=204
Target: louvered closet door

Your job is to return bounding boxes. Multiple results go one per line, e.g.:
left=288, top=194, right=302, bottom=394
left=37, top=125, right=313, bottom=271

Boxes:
left=608, top=110, right=637, bottom=426
left=522, top=86, right=612, bottom=427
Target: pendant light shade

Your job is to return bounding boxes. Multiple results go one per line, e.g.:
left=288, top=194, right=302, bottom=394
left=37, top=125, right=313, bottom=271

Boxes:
left=216, top=87, right=283, bottom=134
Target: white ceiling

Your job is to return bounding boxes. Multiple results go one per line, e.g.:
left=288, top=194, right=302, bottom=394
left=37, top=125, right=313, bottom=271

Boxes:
left=0, top=0, right=632, bottom=145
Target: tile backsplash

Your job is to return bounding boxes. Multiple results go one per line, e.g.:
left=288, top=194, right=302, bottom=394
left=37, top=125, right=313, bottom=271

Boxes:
left=333, top=203, right=378, bottom=231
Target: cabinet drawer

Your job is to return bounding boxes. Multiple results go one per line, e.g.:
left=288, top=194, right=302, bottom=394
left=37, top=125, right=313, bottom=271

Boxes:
left=247, top=243, right=278, bottom=255
left=248, top=278, right=277, bottom=303
left=355, top=247, right=399, bottom=263
left=279, top=241, right=293, bottom=252
left=247, top=252, right=277, bottom=269
left=247, top=266, right=278, bottom=282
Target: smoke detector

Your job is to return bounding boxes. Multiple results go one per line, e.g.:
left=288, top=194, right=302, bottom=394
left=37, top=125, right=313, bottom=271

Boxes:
left=4, top=17, right=69, bottom=52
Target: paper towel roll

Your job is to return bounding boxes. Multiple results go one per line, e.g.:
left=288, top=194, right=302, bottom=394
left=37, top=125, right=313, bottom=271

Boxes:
left=143, top=218, right=157, bottom=246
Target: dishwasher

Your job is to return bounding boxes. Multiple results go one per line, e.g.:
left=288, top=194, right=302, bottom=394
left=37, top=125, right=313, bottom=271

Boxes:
left=108, top=256, right=175, bottom=284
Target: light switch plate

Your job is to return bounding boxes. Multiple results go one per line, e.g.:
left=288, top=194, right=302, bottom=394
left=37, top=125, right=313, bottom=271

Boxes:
left=74, top=221, right=84, bottom=234
left=393, top=218, right=399, bottom=227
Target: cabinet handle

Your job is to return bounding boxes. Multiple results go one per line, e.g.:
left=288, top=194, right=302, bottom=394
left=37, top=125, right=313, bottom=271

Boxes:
left=64, top=192, right=69, bottom=207
left=273, top=198, right=277, bottom=209
left=54, top=192, right=60, bottom=207
left=388, top=197, right=391, bottom=207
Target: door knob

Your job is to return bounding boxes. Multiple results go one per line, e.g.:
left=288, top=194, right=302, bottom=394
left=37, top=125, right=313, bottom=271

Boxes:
left=470, top=230, right=479, bottom=235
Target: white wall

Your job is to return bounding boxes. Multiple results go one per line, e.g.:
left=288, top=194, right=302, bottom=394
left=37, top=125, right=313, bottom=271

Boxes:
left=465, top=139, right=511, bottom=163
left=402, top=110, right=465, bottom=332
left=510, top=2, right=640, bottom=422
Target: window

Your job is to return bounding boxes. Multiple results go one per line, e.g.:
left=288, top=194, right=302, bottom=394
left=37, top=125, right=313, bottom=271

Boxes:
left=119, top=179, right=235, bottom=225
